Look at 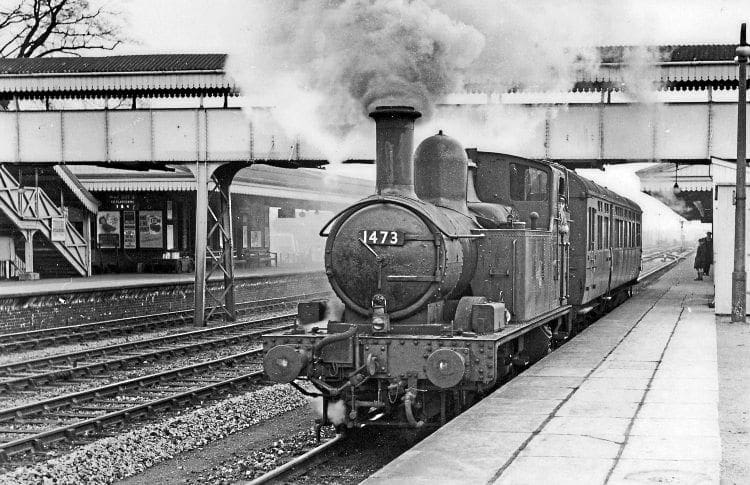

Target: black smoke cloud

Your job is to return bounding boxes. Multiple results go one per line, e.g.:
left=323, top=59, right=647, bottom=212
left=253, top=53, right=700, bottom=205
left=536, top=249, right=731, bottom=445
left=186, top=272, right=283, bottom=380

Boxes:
left=228, top=0, right=660, bottom=162
left=229, top=0, right=484, bottom=138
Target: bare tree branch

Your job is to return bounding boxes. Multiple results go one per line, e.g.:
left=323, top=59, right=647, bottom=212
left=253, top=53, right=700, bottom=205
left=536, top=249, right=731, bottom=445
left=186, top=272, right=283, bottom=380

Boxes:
left=0, top=0, right=127, bottom=59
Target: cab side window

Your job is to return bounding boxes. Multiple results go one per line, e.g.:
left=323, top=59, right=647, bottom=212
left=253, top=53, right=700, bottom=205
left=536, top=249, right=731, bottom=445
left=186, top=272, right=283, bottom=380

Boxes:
left=510, top=163, right=548, bottom=202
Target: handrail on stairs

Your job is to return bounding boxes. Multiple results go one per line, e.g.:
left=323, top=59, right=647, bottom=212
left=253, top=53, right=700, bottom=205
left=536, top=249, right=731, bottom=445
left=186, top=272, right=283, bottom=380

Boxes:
left=0, top=164, right=88, bottom=276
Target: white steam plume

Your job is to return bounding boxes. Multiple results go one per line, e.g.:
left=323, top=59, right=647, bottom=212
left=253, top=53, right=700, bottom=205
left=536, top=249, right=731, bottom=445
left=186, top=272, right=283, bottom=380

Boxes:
left=308, top=397, right=348, bottom=425
left=577, top=165, right=687, bottom=249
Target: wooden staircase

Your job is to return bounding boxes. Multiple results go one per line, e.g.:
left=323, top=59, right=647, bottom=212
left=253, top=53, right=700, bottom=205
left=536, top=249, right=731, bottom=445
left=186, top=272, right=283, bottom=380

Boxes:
left=0, top=165, right=89, bottom=276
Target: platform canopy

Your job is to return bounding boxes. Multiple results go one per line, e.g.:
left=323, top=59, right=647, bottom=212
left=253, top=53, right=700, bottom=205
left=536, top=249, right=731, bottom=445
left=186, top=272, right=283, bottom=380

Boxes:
left=636, top=162, right=713, bottom=222
left=0, top=54, right=236, bottom=98
left=0, top=45, right=745, bottom=99
left=65, top=164, right=372, bottom=209
left=464, top=44, right=748, bottom=94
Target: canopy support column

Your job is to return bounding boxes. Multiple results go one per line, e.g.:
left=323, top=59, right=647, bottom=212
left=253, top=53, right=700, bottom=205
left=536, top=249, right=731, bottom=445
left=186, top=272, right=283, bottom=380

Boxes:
left=733, top=26, right=749, bottom=322
left=21, top=229, right=36, bottom=273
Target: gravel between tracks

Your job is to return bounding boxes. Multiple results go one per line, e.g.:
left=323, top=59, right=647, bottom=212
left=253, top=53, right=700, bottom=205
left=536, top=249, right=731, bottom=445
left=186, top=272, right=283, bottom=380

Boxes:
left=0, top=327, right=192, bottom=366
left=0, top=342, right=262, bottom=409
left=0, top=385, right=307, bottom=485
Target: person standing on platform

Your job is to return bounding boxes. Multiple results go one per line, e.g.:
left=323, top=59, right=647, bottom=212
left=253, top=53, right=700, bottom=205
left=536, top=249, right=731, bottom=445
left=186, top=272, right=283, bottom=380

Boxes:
left=694, top=237, right=707, bottom=281
left=702, top=232, right=713, bottom=277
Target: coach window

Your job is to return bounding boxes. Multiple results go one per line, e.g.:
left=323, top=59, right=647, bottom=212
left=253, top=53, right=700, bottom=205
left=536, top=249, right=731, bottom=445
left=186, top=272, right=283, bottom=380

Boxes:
left=636, top=223, right=642, bottom=246
left=603, top=214, right=610, bottom=247
left=596, top=213, right=603, bottom=249
left=588, top=208, right=595, bottom=251
left=510, top=163, right=548, bottom=201
left=626, top=221, right=632, bottom=247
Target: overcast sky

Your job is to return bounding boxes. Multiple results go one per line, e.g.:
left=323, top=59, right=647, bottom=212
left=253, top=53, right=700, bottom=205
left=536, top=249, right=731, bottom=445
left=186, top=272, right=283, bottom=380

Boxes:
left=120, top=0, right=750, bottom=55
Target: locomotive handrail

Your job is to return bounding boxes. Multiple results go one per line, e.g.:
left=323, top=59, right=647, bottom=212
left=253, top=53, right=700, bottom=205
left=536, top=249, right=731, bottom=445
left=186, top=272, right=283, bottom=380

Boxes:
left=318, top=196, right=486, bottom=239
left=318, top=205, right=351, bottom=237
left=511, top=239, right=517, bottom=318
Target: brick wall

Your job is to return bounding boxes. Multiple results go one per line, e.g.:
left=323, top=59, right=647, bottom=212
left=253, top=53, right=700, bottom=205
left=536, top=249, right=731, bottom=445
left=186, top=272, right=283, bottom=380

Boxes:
left=0, top=272, right=332, bottom=333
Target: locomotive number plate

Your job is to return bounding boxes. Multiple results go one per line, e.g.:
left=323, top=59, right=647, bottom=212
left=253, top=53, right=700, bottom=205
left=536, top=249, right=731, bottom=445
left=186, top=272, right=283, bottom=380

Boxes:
left=361, top=230, right=404, bottom=246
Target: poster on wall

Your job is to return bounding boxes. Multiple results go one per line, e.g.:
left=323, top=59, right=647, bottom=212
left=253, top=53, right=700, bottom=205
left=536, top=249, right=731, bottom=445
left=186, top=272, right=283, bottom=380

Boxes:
left=123, top=211, right=137, bottom=249
left=50, top=218, right=66, bottom=242
left=250, top=230, right=262, bottom=248
left=139, top=210, right=163, bottom=248
left=97, top=211, right=120, bottom=248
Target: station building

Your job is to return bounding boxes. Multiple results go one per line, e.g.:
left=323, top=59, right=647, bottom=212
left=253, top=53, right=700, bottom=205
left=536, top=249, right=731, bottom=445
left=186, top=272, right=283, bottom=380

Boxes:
left=0, top=54, right=372, bottom=279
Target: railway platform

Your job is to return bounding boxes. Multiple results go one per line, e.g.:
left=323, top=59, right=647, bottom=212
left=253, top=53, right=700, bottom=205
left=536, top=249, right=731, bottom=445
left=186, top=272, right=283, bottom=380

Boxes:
left=0, top=264, right=322, bottom=298
left=0, top=264, right=331, bottom=334
left=364, top=258, right=739, bottom=485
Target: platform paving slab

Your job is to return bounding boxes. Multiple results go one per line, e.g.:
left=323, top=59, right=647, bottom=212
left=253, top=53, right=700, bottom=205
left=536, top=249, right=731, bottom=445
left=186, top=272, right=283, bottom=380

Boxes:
left=607, top=459, right=719, bottom=485
left=629, top=417, right=719, bottom=437
left=364, top=259, right=728, bottom=485
left=541, top=416, right=630, bottom=443
left=498, top=457, right=615, bottom=485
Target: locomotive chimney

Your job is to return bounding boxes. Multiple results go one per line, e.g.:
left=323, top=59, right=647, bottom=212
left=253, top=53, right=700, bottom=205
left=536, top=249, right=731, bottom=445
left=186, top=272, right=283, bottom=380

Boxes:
left=369, top=106, right=422, bottom=197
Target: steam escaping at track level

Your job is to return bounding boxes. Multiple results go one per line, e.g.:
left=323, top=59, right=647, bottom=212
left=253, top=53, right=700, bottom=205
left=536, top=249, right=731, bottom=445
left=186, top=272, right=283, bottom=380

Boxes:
left=308, top=398, right=347, bottom=426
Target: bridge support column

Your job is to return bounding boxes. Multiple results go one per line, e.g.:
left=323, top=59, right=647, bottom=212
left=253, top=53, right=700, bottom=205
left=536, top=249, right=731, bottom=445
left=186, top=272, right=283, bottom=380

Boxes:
left=206, top=164, right=247, bottom=322
left=186, top=162, right=249, bottom=327
left=192, top=162, right=212, bottom=327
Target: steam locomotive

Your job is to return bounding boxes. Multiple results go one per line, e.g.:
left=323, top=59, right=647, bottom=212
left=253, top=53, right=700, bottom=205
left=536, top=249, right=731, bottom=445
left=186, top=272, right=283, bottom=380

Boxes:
left=263, top=106, right=642, bottom=429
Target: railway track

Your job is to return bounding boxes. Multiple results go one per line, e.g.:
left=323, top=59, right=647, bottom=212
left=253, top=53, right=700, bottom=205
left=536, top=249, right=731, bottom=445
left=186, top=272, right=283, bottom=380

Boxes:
left=638, top=248, right=691, bottom=281
left=248, top=434, right=345, bottom=485
left=0, top=349, right=267, bottom=460
left=0, top=312, right=296, bottom=391
left=641, top=245, right=684, bottom=263
left=0, top=254, right=686, bottom=470
left=243, top=250, right=691, bottom=484
left=0, top=292, right=330, bottom=353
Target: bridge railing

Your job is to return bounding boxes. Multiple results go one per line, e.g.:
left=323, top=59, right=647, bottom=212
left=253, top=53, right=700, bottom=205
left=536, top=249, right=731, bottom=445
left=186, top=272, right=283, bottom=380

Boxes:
left=0, top=108, right=327, bottom=165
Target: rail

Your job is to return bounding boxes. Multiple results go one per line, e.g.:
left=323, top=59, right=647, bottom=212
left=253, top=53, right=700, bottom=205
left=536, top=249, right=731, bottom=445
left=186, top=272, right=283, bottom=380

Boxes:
left=0, top=321, right=292, bottom=391
left=0, top=312, right=295, bottom=377
left=638, top=249, right=691, bottom=282
left=0, top=291, right=331, bottom=349
left=247, top=433, right=345, bottom=485
left=0, top=351, right=266, bottom=459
